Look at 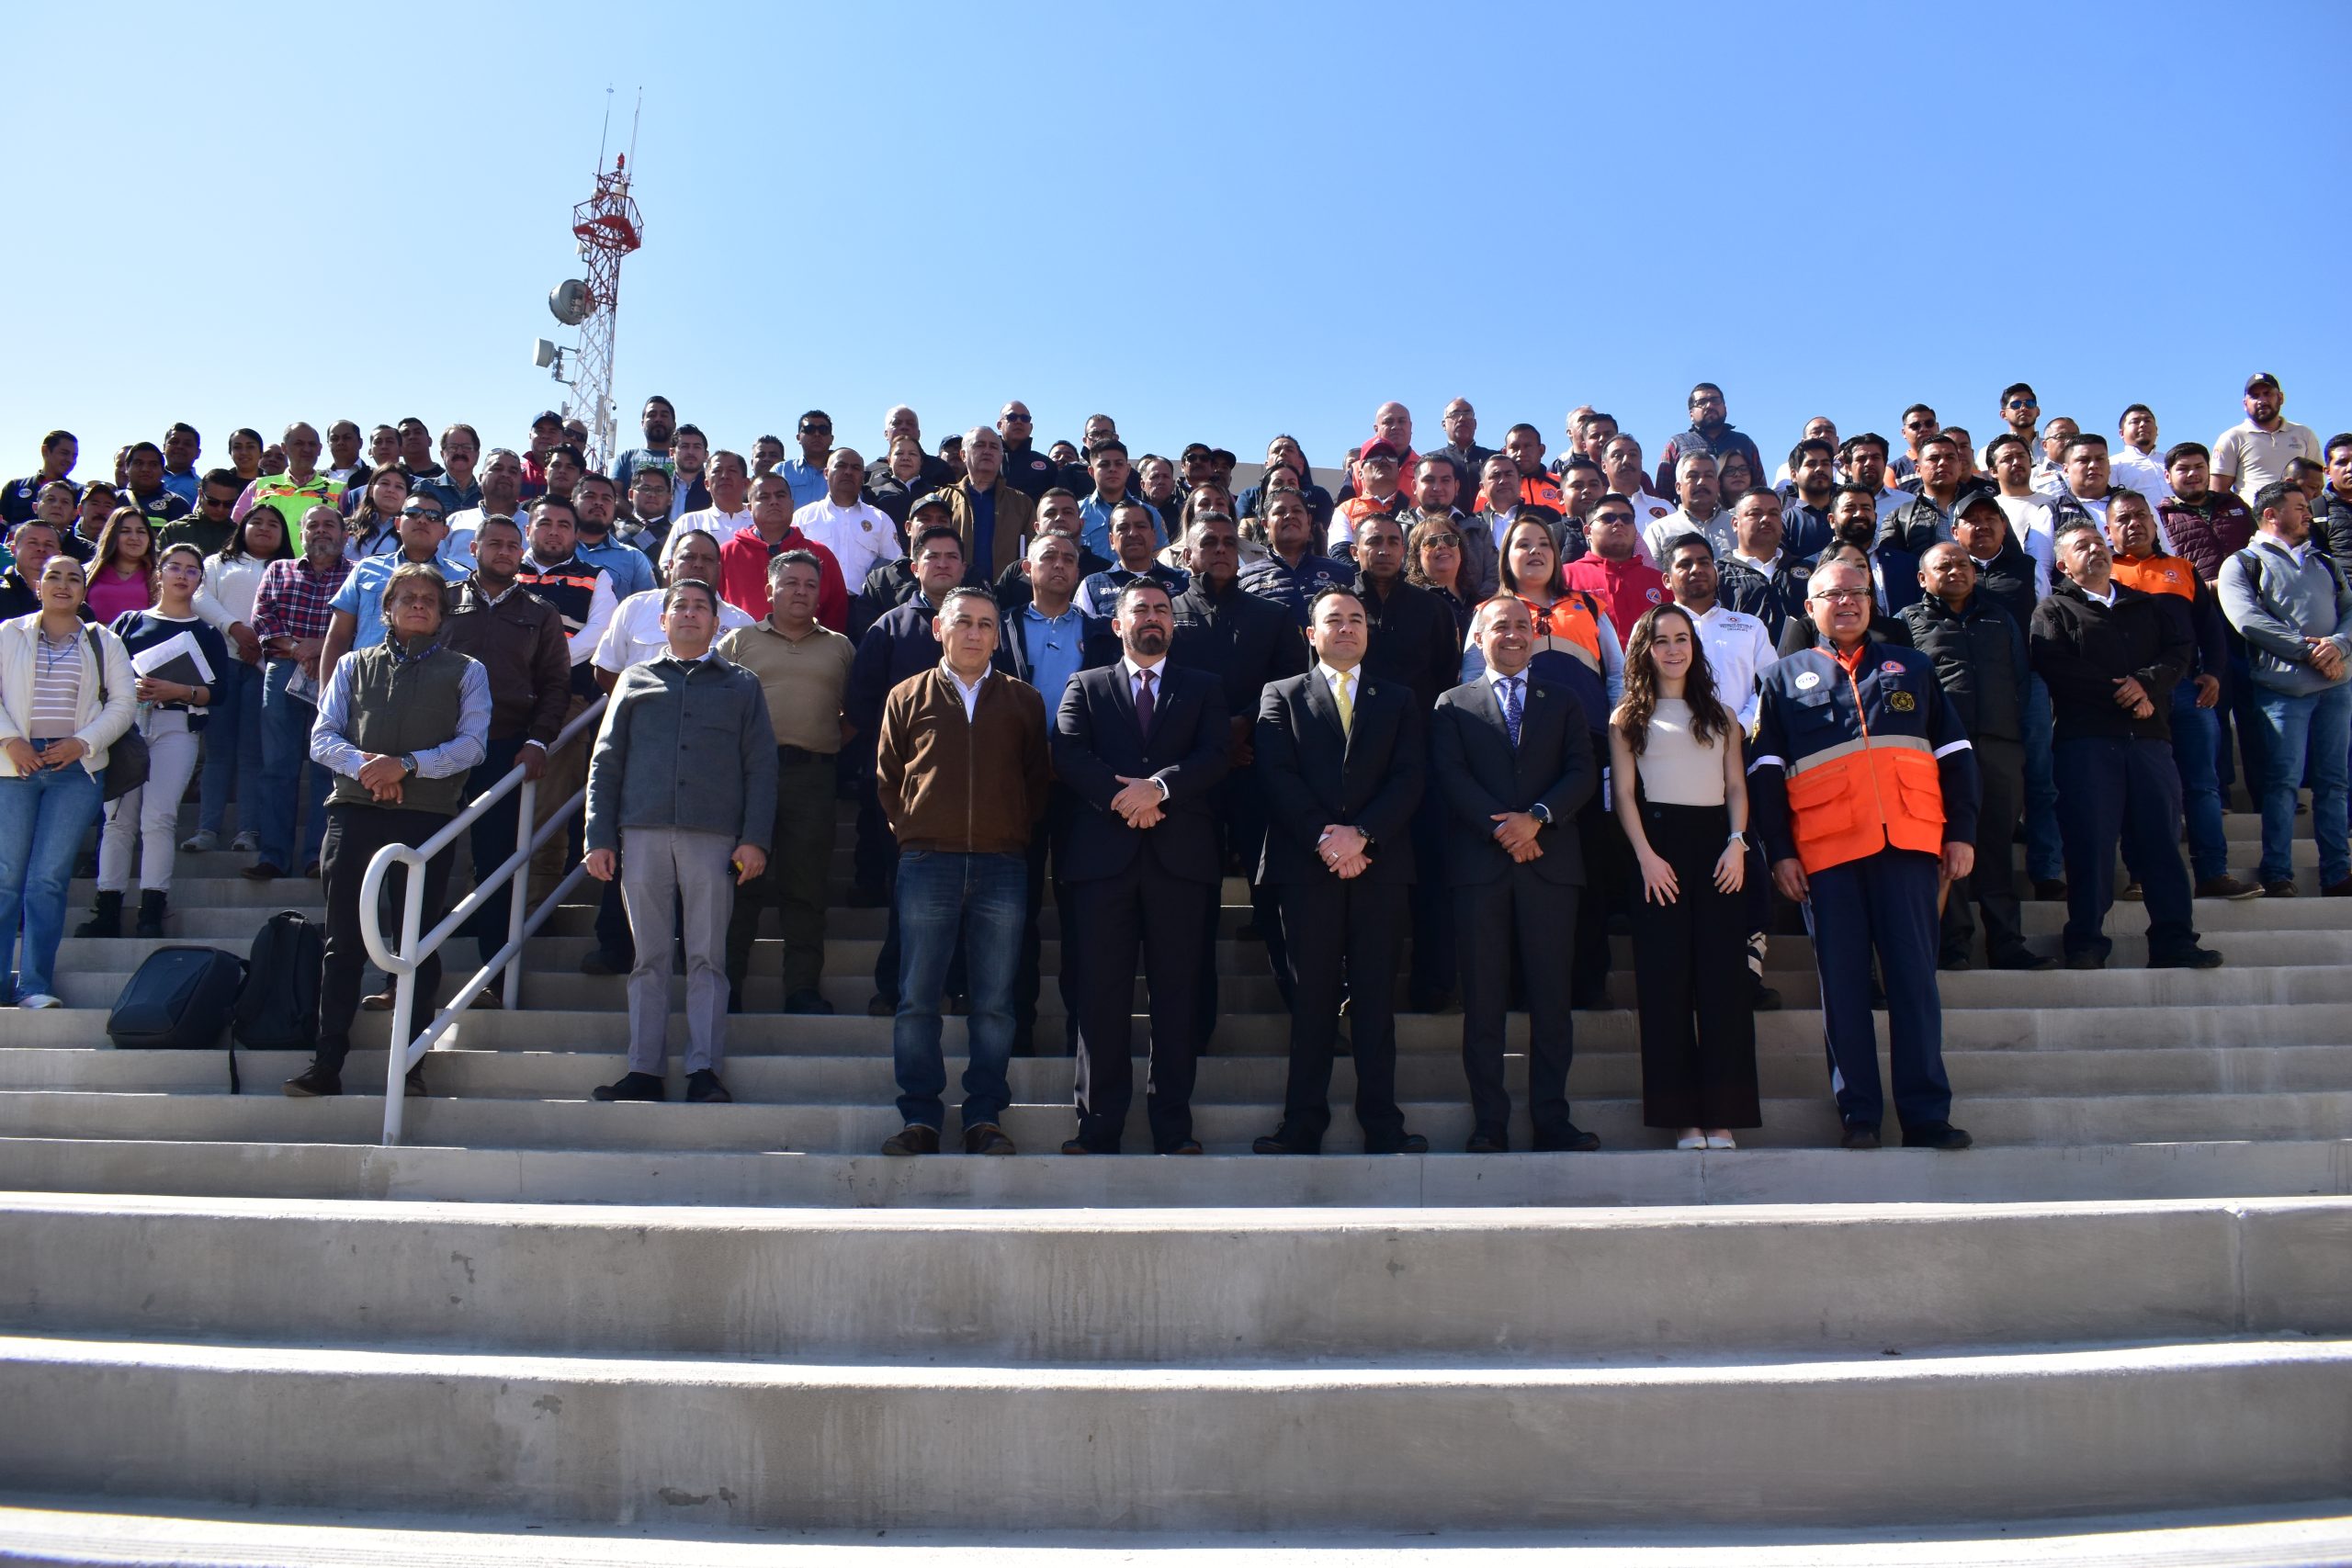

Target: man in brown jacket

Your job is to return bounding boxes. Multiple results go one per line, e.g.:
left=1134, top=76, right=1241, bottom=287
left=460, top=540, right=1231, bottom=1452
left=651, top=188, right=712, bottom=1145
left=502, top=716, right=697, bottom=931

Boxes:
left=874, top=585, right=1050, bottom=1155
left=929, top=426, right=1037, bottom=583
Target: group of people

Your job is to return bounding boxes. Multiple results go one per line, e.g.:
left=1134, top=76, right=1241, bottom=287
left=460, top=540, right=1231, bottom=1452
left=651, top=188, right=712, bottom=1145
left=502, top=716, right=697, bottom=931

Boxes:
left=0, top=370, right=2340, bottom=1155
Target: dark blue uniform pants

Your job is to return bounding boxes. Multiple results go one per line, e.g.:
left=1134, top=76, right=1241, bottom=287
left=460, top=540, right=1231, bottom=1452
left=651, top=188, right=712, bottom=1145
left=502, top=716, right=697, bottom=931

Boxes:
left=2053, top=736, right=2197, bottom=963
left=1804, top=848, right=1951, bottom=1134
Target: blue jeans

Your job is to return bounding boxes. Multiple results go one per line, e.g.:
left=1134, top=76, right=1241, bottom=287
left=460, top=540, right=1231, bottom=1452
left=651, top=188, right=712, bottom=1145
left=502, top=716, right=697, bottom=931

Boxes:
left=197, top=658, right=264, bottom=837
left=0, top=749, right=103, bottom=1000
left=2252, top=683, right=2352, bottom=886
left=256, top=659, right=333, bottom=873
left=891, top=849, right=1023, bottom=1132
left=2021, top=674, right=2063, bottom=883
left=2170, top=680, right=2228, bottom=881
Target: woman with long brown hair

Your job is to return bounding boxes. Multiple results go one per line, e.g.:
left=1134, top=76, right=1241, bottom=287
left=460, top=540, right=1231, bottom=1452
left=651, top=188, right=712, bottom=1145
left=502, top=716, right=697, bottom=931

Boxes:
left=1610, top=603, right=1759, bottom=1150
left=85, top=508, right=156, bottom=625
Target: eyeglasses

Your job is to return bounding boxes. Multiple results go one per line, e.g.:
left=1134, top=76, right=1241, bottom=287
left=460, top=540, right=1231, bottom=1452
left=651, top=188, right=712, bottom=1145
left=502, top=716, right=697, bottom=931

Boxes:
left=1422, top=534, right=1463, bottom=547
left=1813, top=588, right=1870, bottom=604
left=2006, top=398, right=2039, bottom=411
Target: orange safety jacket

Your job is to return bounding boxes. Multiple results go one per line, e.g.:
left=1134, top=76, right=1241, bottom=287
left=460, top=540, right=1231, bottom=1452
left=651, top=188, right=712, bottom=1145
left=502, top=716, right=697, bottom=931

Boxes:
left=1747, top=639, right=1980, bottom=874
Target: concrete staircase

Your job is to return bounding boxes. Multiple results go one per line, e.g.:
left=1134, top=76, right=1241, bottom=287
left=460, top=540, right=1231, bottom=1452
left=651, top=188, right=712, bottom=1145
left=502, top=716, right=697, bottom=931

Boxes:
left=3, top=800, right=2349, bottom=1558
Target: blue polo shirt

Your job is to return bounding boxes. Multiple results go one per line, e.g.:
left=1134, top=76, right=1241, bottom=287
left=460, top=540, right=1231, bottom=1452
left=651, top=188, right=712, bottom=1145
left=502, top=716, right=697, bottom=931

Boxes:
left=1021, top=602, right=1088, bottom=714
left=576, top=532, right=656, bottom=601
left=1238, top=550, right=1353, bottom=626
left=779, top=457, right=829, bottom=508
left=329, top=549, right=473, bottom=651
left=1079, top=490, right=1165, bottom=558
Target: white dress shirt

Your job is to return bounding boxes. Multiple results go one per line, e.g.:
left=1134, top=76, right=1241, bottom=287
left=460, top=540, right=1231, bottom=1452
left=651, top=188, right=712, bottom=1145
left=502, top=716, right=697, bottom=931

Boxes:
left=593, top=587, right=754, bottom=673
left=2109, top=446, right=2176, bottom=510
left=794, top=495, right=900, bottom=586
left=948, top=661, right=990, bottom=720
left=1692, top=602, right=1777, bottom=728
left=663, top=505, right=754, bottom=569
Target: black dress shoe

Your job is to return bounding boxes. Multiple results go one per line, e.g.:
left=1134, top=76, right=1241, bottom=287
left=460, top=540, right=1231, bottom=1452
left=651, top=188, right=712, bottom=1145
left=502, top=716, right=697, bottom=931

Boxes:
left=241, top=863, right=284, bottom=882
left=1365, top=1132, right=1430, bottom=1155
left=2149, top=945, right=2224, bottom=970
left=1902, top=1122, right=1973, bottom=1151
left=880, top=1123, right=941, bottom=1156
left=866, top=993, right=896, bottom=1018
left=593, top=1071, right=666, bottom=1102
left=1533, top=1125, right=1602, bottom=1152
left=404, top=1066, right=428, bottom=1098
left=1990, top=948, right=2061, bottom=972
left=1464, top=1132, right=1509, bottom=1155
left=1937, top=952, right=1973, bottom=972
left=2064, top=951, right=2106, bottom=970
left=578, top=949, right=628, bottom=976
left=684, top=1068, right=732, bottom=1103
left=1840, top=1123, right=1882, bottom=1150
left=2032, top=879, right=2068, bottom=901
left=963, top=1122, right=1015, bottom=1156
left=783, top=988, right=835, bottom=1015
left=1747, top=982, right=1782, bottom=1011
left=1160, top=1140, right=1204, bottom=1156
left=1252, top=1127, right=1318, bottom=1155
left=1059, top=1139, right=1094, bottom=1156
left=281, top=1064, right=342, bottom=1098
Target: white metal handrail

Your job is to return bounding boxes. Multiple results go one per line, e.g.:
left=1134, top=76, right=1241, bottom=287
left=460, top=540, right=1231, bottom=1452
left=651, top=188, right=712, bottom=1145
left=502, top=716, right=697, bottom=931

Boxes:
left=360, top=695, right=607, bottom=1145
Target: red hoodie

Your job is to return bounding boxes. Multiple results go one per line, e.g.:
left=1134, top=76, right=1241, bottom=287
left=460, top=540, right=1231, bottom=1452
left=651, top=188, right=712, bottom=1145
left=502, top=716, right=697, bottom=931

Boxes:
left=716, top=525, right=848, bottom=631
left=1562, top=553, right=1669, bottom=649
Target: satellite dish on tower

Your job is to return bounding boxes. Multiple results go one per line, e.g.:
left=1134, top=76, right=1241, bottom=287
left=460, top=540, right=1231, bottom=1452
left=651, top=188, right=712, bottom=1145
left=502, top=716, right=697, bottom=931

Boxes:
left=548, top=279, right=593, bottom=326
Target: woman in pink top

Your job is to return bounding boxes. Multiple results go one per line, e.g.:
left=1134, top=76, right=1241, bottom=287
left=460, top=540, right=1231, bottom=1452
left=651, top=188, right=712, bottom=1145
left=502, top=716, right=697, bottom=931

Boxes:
left=85, top=510, right=155, bottom=626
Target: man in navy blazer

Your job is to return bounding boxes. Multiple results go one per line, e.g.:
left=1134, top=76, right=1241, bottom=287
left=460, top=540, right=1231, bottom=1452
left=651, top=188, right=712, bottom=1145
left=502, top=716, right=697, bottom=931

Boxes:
left=1431, top=597, right=1601, bottom=1153
left=1251, top=585, right=1430, bottom=1156
left=1051, top=580, right=1232, bottom=1154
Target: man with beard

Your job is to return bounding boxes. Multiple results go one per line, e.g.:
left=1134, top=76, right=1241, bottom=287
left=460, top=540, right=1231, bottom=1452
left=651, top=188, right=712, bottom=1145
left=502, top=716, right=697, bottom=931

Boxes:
left=1652, top=382, right=1766, bottom=502
left=1239, top=490, right=1352, bottom=626
left=2213, top=374, right=2322, bottom=504
left=1052, top=580, right=1230, bottom=1155
left=1780, top=437, right=1838, bottom=561
left=609, top=395, right=678, bottom=493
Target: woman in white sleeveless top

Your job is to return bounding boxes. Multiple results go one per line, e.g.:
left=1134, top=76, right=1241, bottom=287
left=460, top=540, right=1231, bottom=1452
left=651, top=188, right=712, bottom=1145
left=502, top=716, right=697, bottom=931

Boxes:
left=1608, top=604, right=1760, bottom=1149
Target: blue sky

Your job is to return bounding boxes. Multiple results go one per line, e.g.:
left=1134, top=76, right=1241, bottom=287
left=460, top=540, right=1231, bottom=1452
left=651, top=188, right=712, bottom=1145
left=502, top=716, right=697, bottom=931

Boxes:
left=4, top=1, right=2347, bottom=480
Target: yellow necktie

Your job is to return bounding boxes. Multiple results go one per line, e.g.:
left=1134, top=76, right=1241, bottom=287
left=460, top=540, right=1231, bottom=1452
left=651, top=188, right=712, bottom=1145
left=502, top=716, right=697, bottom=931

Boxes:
left=1332, top=670, right=1353, bottom=737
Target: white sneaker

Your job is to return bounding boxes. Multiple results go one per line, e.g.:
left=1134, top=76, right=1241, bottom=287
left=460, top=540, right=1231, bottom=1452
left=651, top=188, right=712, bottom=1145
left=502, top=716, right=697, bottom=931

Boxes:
left=17, top=993, right=61, bottom=1010
left=229, top=830, right=260, bottom=852
left=1675, top=1129, right=1707, bottom=1150
left=179, top=830, right=219, bottom=852
left=1704, top=1133, right=1738, bottom=1150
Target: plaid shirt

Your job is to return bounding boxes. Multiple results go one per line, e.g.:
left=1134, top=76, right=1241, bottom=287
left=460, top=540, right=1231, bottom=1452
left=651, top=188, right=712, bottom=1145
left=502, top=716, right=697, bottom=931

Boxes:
left=252, top=554, right=353, bottom=644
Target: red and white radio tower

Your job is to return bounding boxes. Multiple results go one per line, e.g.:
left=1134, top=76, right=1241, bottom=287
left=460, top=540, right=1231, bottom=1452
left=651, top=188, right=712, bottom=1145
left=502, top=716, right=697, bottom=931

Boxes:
left=546, top=93, right=644, bottom=467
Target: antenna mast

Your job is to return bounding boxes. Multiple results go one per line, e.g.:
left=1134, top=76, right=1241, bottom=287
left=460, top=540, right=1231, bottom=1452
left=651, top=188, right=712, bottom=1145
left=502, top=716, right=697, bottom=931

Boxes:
left=564, top=89, right=644, bottom=468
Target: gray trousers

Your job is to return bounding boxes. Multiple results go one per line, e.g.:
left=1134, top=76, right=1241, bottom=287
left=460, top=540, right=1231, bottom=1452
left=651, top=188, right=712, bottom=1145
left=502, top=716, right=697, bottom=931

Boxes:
left=620, top=826, right=737, bottom=1077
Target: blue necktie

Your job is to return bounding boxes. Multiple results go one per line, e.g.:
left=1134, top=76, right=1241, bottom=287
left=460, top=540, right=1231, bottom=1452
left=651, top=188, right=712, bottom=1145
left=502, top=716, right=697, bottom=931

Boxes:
left=1502, top=676, right=1523, bottom=748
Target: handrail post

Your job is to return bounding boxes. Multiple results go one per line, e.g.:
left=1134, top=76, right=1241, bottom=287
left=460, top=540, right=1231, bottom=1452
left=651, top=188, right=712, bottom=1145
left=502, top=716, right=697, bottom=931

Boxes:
left=503, top=774, right=537, bottom=1010
left=379, top=858, right=425, bottom=1145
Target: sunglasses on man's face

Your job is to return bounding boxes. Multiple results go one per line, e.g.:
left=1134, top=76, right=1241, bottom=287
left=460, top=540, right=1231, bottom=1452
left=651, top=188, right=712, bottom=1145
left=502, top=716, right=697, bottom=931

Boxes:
left=402, top=507, right=444, bottom=521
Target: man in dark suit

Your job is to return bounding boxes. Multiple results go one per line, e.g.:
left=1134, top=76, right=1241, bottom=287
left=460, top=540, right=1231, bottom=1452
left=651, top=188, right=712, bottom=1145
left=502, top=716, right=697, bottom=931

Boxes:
left=1051, top=581, right=1232, bottom=1154
left=1251, top=586, right=1430, bottom=1156
left=1169, top=511, right=1310, bottom=1030
left=1431, top=597, right=1601, bottom=1152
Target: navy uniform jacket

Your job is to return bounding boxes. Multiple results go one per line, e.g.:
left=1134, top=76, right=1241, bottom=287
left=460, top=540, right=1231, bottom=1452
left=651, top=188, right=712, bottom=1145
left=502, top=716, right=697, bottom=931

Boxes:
left=1747, top=642, right=1981, bottom=868
left=1253, top=668, right=1424, bottom=886
left=1052, top=662, right=1231, bottom=884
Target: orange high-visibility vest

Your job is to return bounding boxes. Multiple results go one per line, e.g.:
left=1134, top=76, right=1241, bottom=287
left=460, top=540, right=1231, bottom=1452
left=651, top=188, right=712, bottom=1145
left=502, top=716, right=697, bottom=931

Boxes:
left=1779, top=644, right=1948, bottom=874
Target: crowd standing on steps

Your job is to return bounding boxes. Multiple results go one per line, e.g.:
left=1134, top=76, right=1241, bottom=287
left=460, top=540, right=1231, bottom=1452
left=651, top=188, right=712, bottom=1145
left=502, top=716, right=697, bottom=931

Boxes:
left=6, top=370, right=2339, bottom=1154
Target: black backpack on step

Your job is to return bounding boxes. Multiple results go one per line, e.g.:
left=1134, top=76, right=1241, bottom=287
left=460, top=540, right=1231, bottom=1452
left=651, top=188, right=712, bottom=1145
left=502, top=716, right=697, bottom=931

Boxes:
left=232, top=910, right=324, bottom=1054
left=107, top=946, right=249, bottom=1091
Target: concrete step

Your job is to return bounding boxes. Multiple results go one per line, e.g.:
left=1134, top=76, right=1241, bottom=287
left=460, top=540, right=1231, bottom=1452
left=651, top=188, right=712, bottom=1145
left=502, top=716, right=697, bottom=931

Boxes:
left=21, top=997, right=2352, bottom=1056
left=5, top=1496, right=2351, bottom=1567
left=4, top=1084, right=2348, bottom=1155
left=6, top=1134, right=2345, bottom=1209
left=6, top=1193, right=2342, bottom=1361
left=15, top=1042, right=2352, bottom=1104
left=2, top=1331, right=2344, bottom=1530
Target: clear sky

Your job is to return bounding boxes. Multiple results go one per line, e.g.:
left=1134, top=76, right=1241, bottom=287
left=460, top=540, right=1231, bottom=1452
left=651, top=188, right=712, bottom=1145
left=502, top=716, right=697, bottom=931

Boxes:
left=5, top=0, right=2347, bottom=480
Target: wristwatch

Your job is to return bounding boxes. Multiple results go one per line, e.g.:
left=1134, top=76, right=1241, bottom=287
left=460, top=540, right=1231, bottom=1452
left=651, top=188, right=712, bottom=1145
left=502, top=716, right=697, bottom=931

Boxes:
left=1530, top=803, right=1553, bottom=827
left=1726, top=830, right=1748, bottom=848
left=401, top=754, right=419, bottom=777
